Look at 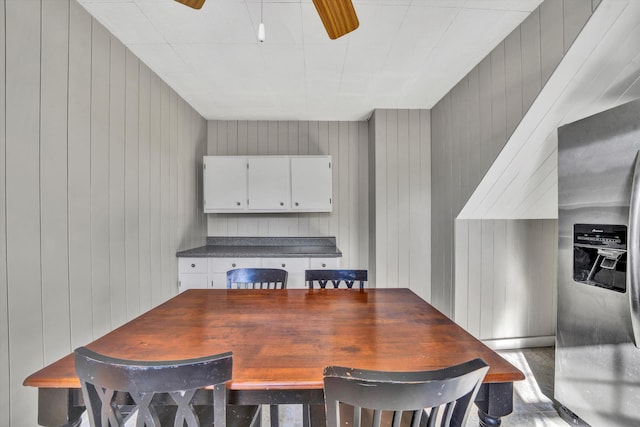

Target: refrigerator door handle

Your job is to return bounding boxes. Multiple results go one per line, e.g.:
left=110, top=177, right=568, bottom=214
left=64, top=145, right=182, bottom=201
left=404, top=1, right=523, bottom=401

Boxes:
left=629, top=152, right=640, bottom=348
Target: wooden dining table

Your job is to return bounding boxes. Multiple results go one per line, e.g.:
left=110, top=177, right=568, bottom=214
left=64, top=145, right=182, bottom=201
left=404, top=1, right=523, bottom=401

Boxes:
left=24, top=288, right=524, bottom=427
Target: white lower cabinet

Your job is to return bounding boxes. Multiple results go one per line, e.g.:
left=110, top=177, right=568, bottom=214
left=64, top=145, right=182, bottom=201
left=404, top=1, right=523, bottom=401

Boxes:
left=262, top=257, right=308, bottom=288
left=209, top=257, right=261, bottom=289
left=178, top=256, right=341, bottom=292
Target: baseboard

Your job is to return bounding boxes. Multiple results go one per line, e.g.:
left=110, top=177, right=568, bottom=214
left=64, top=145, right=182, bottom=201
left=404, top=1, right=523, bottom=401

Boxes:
left=481, top=335, right=555, bottom=350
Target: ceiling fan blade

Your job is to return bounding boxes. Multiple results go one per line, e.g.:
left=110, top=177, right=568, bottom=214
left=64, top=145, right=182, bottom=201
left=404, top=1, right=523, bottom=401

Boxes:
left=174, top=0, right=206, bottom=10
left=312, top=0, right=359, bottom=40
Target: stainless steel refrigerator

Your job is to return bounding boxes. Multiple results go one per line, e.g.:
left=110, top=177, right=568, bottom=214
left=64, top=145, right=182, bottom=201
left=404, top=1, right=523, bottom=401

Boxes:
left=556, top=98, right=640, bottom=426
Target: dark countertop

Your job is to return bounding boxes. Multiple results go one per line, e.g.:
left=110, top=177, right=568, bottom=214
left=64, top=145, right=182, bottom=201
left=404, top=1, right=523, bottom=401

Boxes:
left=176, top=236, right=342, bottom=258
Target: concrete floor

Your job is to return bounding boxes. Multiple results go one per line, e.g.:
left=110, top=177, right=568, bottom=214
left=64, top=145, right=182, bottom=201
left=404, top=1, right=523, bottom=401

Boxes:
left=269, top=347, right=573, bottom=427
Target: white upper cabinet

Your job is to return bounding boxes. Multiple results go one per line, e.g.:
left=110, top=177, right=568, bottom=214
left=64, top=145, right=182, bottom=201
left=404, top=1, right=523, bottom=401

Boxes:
left=203, top=156, right=247, bottom=212
left=203, top=155, right=332, bottom=213
left=291, top=156, right=332, bottom=212
left=247, top=157, right=290, bottom=210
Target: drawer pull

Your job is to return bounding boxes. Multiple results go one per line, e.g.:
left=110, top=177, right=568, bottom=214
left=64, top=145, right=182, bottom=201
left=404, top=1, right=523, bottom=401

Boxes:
left=295, top=202, right=299, bottom=206
left=280, top=202, right=284, bottom=206
left=281, top=263, right=286, bottom=268
left=322, top=263, right=326, bottom=268
left=236, top=202, right=241, bottom=206
left=232, top=263, right=236, bottom=268
left=191, top=263, right=196, bottom=268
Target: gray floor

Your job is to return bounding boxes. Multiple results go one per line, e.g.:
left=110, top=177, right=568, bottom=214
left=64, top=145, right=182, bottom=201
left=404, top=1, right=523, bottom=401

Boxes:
left=269, top=347, right=572, bottom=427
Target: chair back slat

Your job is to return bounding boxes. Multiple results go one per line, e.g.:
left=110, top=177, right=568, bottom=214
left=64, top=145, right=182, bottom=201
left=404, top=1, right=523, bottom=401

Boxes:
left=227, top=268, right=288, bottom=289
left=324, top=359, right=489, bottom=427
left=306, top=269, right=368, bottom=289
left=74, top=346, right=233, bottom=427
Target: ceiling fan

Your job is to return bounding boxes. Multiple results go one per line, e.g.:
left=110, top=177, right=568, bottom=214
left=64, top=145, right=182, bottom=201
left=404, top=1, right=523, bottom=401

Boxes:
left=174, top=0, right=359, bottom=40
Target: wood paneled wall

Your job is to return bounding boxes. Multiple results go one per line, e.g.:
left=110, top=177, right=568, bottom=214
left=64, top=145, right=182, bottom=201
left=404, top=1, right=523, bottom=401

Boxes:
left=368, top=110, right=431, bottom=301
left=455, top=219, right=557, bottom=343
left=431, top=0, right=597, bottom=321
left=0, top=1, right=207, bottom=425
left=206, top=120, right=369, bottom=269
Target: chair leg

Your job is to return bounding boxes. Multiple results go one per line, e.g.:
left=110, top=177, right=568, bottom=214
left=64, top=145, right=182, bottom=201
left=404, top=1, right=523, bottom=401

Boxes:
left=270, top=404, right=279, bottom=427
left=302, top=404, right=310, bottom=427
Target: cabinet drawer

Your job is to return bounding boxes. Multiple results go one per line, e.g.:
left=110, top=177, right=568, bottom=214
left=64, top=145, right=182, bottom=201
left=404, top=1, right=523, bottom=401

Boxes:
left=209, top=258, right=262, bottom=273
left=308, top=258, right=341, bottom=269
left=178, top=258, right=208, bottom=274
left=262, top=257, right=308, bottom=271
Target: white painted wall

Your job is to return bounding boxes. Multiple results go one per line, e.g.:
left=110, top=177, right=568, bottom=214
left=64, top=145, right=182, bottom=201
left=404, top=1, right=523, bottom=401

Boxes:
left=0, top=1, right=207, bottom=425
left=369, top=110, right=431, bottom=301
left=431, top=0, right=596, bottom=335
left=206, top=120, right=370, bottom=270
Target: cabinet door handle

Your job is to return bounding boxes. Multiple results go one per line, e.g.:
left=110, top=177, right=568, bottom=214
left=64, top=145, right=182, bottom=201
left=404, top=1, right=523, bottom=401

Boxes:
left=295, top=202, right=299, bottom=206
left=236, top=202, right=241, bottom=206
left=322, top=263, right=326, bottom=268
left=281, top=263, right=286, bottom=268
left=280, top=202, right=284, bottom=206
left=191, top=263, right=196, bottom=268
left=232, top=263, right=236, bottom=268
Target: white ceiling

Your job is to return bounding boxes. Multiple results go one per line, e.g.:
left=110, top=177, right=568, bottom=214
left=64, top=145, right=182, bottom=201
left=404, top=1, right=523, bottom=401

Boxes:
left=77, top=0, right=543, bottom=121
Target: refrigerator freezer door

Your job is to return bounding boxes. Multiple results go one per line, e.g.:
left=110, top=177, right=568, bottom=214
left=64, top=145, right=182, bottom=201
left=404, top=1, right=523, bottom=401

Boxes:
left=627, top=153, right=640, bottom=348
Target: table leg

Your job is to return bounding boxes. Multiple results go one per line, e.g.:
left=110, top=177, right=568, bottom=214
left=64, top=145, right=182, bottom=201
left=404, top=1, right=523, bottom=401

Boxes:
left=38, top=388, right=84, bottom=427
left=474, top=382, right=514, bottom=427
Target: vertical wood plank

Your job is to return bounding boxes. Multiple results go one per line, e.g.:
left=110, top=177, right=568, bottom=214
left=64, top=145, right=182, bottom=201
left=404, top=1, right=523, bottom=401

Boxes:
left=492, top=220, right=507, bottom=338
left=338, top=122, right=349, bottom=265
left=40, top=0, right=71, bottom=363
left=467, top=68, right=482, bottom=188
left=520, top=8, right=542, bottom=114
left=160, top=83, right=171, bottom=299
left=125, top=50, right=140, bottom=320
left=68, top=0, right=93, bottom=348
left=419, top=110, right=431, bottom=302
left=397, top=110, right=410, bottom=287
left=109, top=38, right=127, bottom=329
left=504, top=27, right=523, bottom=139
left=478, top=57, right=493, bottom=182
left=0, top=0, right=8, bottom=421
left=408, top=110, right=422, bottom=292
left=138, top=64, right=152, bottom=312
left=149, top=73, right=162, bottom=307
left=387, top=111, right=400, bottom=288
left=540, top=0, right=564, bottom=84
left=328, top=122, right=341, bottom=243
left=90, top=21, right=112, bottom=337
left=454, top=220, right=469, bottom=328
left=6, top=0, right=43, bottom=421
left=169, top=93, right=179, bottom=292
left=467, top=221, right=482, bottom=338
left=348, top=122, right=359, bottom=266
left=373, top=111, right=387, bottom=286
left=490, top=42, right=507, bottom=156
left=358, top=121, right=369, bottom=272
left=479, top=221, right=494, bottom=339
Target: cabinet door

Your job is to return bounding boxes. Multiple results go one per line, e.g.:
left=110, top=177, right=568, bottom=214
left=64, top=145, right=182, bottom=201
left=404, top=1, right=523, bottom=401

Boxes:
left=291, top=156, right=332, bottom=212
left=203, top=156, right=247, bottom=212
left=178, top=274, right=209, bottom=293
left=247, top=157, right=290, bottom=210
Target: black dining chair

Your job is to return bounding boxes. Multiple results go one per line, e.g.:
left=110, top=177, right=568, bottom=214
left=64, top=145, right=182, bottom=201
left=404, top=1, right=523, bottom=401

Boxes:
left=323, top=358, right=489, bottom=427
left=227, top=268, right=288, bottom=289
left=74, top=346, right=261, bottom=427
left=226, top=267, right=287, bottom=427
left=305, top=269, right=368, bottom=289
